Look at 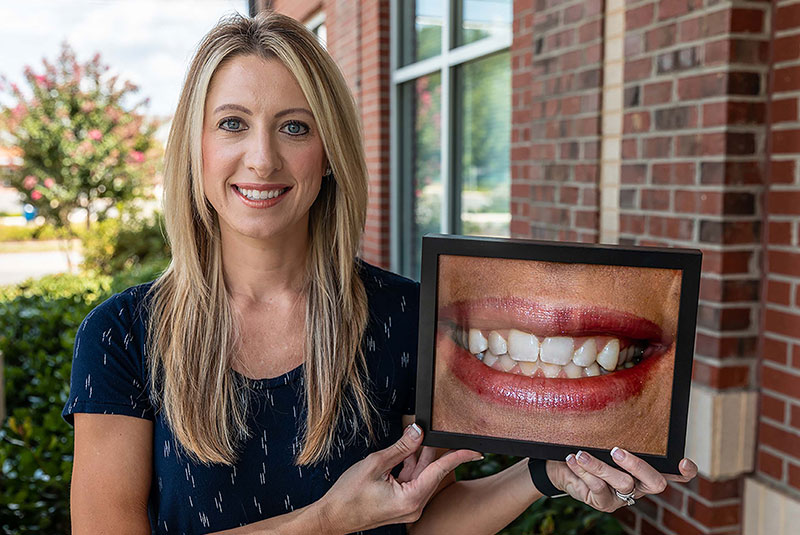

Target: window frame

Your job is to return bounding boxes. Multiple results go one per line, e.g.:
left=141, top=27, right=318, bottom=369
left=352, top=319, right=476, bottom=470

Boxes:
left=390, top=0, right=511, bottom=277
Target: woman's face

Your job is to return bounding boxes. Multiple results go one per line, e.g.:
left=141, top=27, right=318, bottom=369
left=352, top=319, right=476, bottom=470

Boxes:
left=432, top=255, right=682, bottom=455
left=201, top=55, right=326, bottom=244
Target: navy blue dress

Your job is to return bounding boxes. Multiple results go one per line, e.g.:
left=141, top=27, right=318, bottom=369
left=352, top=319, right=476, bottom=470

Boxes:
left=63, top=262, right=419, bottom=534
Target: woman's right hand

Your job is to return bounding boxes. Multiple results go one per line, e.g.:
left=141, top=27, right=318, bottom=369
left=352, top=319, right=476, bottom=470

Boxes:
left=315, top=424, right=482, bottom=534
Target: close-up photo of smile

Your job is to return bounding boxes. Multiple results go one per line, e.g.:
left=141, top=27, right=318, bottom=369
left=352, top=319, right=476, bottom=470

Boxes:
left=432, top=254, right=682, bottom=455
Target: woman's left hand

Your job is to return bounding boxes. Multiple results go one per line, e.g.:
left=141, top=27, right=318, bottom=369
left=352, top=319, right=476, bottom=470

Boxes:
left=547, top=448, right=697, bottom=512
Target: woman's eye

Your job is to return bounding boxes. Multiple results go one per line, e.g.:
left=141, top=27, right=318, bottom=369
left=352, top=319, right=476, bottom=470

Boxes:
left=281, top=121, right=309, bottom=136
left=219, top=118, right=245, bottom=131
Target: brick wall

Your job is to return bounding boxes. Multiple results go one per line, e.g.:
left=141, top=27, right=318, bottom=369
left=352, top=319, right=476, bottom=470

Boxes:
left=759, top=0, right=800, bottom=498
left=618, top=0, right=772, bottom=534
left=510, top=0, right=604, bottom=242
left=270, top=0, right=393, bottom=268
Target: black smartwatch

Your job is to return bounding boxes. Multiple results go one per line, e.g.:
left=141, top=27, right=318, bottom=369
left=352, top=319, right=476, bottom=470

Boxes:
left=528, top=458, right=569, bottom=498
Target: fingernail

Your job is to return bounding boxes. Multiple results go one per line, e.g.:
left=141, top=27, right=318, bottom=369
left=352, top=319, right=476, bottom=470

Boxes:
left=611, top=447, right=626, bottom=462
left=565, top=453, right=576, bottom=464
left=406, top=423, right=421, bottom=438
left=576, top=451, right=589, bottom=465
left=472, top=454, right=485, bottom=462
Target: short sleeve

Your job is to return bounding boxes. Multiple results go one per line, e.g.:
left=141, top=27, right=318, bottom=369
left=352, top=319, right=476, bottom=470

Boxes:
left=62, top=290, right=154, bottom=425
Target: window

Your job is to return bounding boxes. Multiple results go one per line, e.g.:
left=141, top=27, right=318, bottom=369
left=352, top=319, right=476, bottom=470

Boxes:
left=306, top=11, right=327, bottom=48
left=392, top=0, right=512, bottom=277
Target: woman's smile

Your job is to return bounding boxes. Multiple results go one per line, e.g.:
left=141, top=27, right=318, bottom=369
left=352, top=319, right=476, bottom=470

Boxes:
left=432, top=255, right=681, bottom=455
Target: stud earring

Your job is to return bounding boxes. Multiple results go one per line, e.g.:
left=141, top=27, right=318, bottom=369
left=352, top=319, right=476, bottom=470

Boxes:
left=323, top=167, right=333, bottom=177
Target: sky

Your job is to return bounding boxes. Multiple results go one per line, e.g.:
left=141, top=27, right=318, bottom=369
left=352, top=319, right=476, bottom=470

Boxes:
left=0, top=0, right=248, bottom=121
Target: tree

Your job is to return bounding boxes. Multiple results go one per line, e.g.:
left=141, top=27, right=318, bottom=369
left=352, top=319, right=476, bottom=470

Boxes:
left=0, top=43, right=161, bottom=235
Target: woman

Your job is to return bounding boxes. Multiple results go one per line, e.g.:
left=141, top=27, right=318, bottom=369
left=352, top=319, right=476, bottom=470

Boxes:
left=64, top=11, right=696, bottom=534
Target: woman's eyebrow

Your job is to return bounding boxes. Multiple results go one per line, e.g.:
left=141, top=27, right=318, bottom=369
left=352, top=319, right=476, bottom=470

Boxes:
left=275, top=107, right=313, bottom=119
left=213, top=103, right=252, bottom=115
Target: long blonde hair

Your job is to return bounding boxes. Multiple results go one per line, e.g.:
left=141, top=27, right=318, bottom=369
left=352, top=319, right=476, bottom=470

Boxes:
left=147, top=11, right=372, bottom=465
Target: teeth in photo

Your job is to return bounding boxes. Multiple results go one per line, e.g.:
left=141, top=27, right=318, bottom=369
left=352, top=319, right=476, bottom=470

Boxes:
left=496, top=354, right=517, bottom=372
left=517, top=361, right=538, bottom=376
left=584, top=362, right=601, bottom=377
left=540, top=337, right=573, bottom=365
left=469, top=329, right=488, bottom=354
left=563, top=361, right=583, bottom=378
left=540, top=362, right=561, bottom=378
left=488, top=331, right=507, bottom=355
left=596, top=339, right=620, bottom=371
left=508, top=329, right=539, bottom=362
left=572, top=338, right=597, bottom=367
left=482, top=352, right=499, bottom=367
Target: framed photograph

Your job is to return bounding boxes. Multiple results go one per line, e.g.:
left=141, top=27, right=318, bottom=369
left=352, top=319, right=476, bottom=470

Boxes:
left=414, top=235, right=702, bottom=474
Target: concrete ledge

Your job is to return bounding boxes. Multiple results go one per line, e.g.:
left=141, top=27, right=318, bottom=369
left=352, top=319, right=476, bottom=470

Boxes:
left=744, top=477, right=800, bottom=535
left=685, top=385, right=757, bottom=479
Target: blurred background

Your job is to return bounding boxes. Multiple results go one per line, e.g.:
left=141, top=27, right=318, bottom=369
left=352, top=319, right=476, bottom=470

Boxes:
left=2, top=0, right=800, bottom=533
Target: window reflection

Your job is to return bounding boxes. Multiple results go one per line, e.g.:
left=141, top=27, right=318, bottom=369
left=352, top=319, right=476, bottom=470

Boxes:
left=400, top=0, right=443, bottom=66
left=457, top=52, right=510, bottom=237
left=456, top=0, right=512, bottom=46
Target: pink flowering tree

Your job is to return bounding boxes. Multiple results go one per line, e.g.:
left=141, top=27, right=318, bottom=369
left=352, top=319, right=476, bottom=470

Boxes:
left=0, top=43, right=161, bottom=234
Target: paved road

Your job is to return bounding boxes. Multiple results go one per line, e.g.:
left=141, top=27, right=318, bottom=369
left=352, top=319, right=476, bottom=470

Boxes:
left=0, top=250, right=83, bottom=286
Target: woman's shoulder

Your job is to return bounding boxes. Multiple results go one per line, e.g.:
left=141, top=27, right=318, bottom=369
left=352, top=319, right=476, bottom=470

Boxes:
left=79, top=280, right=156, bottom=334
left=357, top=259, right=419, bottom=293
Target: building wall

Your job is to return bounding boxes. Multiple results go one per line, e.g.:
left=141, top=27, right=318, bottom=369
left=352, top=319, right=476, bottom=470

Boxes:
left=271, top=0, right=393, bottom=268
left=268, top=1, right=800, bottom=532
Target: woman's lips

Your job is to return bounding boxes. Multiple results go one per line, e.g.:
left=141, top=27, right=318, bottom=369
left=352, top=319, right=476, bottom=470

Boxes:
left=436, top=299, right=670, bottom=411
left=439, top=333, right=667, bottom=411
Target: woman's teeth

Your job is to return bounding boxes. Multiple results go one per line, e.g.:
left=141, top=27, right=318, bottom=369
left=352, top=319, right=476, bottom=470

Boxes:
left=235, top=185, right=286, bottom=200
left=458, top=327, right=646, bottom=378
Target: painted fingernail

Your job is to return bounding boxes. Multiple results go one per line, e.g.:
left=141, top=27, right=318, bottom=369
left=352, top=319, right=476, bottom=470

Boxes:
left=566, top=453, right=576, bottom=464
left=406, top=423, right=421, bottom=438
left=576, top=451, right=589, bottom=464
left=611, top=447, right=626, bottom=462
left=472, top=454, right=485, bottom=462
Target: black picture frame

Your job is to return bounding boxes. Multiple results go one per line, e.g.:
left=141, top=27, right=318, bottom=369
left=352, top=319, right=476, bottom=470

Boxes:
left=414, top=234, right=702, bottom=474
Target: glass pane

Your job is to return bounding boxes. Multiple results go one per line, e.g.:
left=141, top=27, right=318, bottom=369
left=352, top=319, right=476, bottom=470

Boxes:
left=400, top=0, right=443, bottom=66
left=402, top=72, right=442, bottom=277
left=456, top=0, right=512, bottom=47
left=457, top=52, right=510, bottom=237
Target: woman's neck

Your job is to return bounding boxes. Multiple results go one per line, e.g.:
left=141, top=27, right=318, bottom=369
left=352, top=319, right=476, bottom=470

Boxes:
left=219, top=227, right=308, bottom=304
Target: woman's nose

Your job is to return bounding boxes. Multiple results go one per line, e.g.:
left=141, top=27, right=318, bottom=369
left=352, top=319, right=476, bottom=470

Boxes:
left=243, top=128, right=281, bottom=177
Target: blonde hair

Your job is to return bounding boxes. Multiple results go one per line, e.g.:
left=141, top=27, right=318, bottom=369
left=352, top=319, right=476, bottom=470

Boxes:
left=147, top=11, right=372, bottom=465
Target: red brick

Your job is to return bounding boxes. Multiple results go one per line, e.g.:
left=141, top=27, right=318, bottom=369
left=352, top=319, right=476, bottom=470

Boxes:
left=660, top=482, right=685, bottom=509
left=622, top=164, right=647, bottom=184
left=768, top=191, right=800, bottom=215
left=680, top=15, right=703, bottom=41
left=703, top=249, right=755, bottom=275
left=659, top=0, right=701, bottom=21
left=774, top=66, right=800, bottom=92
left=578, top=19, right=602, bottom=43
left=774, top=35, right=800, bottom=63
left=646, top=23, right=677, bottom=51
left=692, top=361, right=750, bottom=388
left=767, top=280, right=792, bottom=307
left=759, top=421, right=800, bottom=457
left=644, top=81, right=673, bottom=105
left=663, top=508, right=703, bottom=535
left=761, top=363, right=800, bottom=400
left=627, top=4, right=655, bottom=30
left=776, top=3, right=800, bottom=31
left=789, top=464, right=800, bottom=491
left=769, top=221, right=793, bottom=245
left=706, top=9, right=731, bottom=37
left=761, top=393, right=786, bottom=422
left=791, top=404, right=800, bottom=428
left=688, top=475, right=741, bottom=501
left=624, top=111, right=651, bottom=133
left=644, top=136, right=672, bottom=158
left=625, top=58, right=653, bottom=82
left=641, top=189, right=670, bottom=210
left=770, top=160, right=796, bottom=184
left=648, top=215, right=694, bottom=240
left=675, top=190, right=722, bottom=214
left=768, top=250, right=800, bottom=277
left=652, top=162, right=695, bottom=185
left=695, top=332, right=757, bottom=359
left=758, top=449, right=784, bottom=480
left=620, top=214, right=645, bottom=234
left=688, top=497, right=741, bottom=528
left=678, top=72, right=726, bottom=100
left=700, top=220, right=760, bottom=245
left=622, top=138, right=638, bottom=159
left=731, top=8, right=765, bottom=33
left=771, top=98, right=798, bottom=124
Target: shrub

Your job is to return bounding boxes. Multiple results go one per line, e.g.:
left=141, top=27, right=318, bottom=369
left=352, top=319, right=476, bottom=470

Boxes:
left=456, top=454, right=623, bottom=535
left=80, top=213, right=169, bottom=276
left=0, top=267, right=157, bottom=534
